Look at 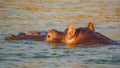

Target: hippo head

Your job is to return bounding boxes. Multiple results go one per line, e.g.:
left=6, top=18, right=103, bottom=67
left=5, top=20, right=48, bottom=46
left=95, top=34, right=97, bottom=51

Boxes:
left=46, top=29, right=64, bottom=43
left=45, top=22, right=95, bottom=44
left=5, top=34, right=16, bottom=40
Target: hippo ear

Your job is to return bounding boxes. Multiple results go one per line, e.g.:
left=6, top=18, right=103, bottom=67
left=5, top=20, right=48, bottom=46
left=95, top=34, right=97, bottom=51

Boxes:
left=88, top=22, right=95, bottom=31
left=67, top=24, right=75, bottom=38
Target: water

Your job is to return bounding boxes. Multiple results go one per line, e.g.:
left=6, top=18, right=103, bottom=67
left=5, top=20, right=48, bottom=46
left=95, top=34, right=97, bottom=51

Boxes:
left=0, top=0, right=120, bottom=68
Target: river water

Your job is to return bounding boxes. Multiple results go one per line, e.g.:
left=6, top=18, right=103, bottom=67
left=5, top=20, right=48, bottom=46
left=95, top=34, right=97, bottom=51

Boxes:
left=0, top=0, right=120, bottom=68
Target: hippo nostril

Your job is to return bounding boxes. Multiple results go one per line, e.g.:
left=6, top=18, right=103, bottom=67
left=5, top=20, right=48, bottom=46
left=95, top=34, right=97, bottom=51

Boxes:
left=47, top=35, right=50, bottom=38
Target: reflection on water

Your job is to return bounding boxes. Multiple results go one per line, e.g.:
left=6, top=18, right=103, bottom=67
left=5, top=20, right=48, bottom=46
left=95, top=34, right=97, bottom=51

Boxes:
left=0, top=0, right=120, bottom=68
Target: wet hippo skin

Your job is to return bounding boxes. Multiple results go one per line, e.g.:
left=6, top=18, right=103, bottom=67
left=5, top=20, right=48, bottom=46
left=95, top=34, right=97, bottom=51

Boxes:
left=5, top=32, right=46, bottom=41
left=46, top=23, right=114, bottom=47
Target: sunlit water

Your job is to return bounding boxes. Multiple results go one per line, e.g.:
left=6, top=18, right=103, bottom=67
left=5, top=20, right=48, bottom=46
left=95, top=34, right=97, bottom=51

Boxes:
left=0, top=0, right=120, bottom=68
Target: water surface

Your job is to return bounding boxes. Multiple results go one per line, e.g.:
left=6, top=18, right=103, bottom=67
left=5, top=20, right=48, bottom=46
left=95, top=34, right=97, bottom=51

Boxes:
left=0, top=0, right=120, bottom=68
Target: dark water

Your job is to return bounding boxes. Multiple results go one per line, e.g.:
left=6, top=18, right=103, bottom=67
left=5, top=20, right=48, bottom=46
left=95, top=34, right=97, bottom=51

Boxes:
left=0, top=0, right=120, bottom=68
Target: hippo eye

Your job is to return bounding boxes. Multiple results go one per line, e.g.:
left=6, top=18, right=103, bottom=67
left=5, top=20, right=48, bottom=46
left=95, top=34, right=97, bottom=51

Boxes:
left=47, top=35, right=50, bottom=38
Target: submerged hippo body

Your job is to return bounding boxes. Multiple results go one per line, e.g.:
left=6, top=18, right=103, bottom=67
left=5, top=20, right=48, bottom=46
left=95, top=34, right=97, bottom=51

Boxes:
left=46, top=23, right=114, bottom=46
left=64, top=27, right=113, bottom=45
left=28, top=31, right=41, bottom=36
left=5, top=32, right=46, bottom=41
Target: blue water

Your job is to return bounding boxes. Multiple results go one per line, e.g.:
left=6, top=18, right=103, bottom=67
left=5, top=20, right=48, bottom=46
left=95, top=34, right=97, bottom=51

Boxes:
left=0, top=0, right=120, bottom=68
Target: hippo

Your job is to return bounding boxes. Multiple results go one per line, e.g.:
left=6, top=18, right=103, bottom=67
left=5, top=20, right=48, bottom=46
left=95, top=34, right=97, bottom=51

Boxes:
left=64, top=23, right=113, bottom=46
left=5, top=34, right=17, bottom=40
left=46, top=22, right=116, bottom=48
left=28, top=31, right=40, bottom=35
left=46, top=29, right=65, bottom=43
left=5, top=32, right=46, bottom=41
